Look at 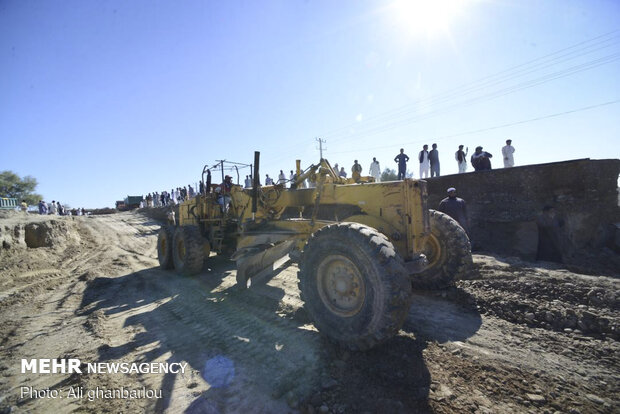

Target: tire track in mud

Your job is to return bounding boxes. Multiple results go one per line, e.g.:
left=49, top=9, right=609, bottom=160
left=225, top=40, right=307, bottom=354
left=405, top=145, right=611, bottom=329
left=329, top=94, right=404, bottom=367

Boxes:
left=79, top=254, right=327, bottom=412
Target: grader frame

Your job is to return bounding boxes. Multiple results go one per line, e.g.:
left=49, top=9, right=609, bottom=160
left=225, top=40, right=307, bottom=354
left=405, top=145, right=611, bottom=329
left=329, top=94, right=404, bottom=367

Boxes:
left=158, top=152, right=471, bottom=350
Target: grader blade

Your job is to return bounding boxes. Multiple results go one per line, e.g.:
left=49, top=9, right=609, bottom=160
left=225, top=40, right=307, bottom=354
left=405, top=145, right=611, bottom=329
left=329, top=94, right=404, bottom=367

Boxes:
left=233, top=240, right=295, bottom=288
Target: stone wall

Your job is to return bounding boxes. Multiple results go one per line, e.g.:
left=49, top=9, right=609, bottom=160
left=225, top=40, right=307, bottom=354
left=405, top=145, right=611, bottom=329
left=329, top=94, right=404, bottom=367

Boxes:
left=424, top=159, right=620, bottom=260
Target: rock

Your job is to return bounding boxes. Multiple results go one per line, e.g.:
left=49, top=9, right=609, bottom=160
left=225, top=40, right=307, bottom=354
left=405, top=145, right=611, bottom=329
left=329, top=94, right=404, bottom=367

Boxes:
left=580, top=312, right=594, bottom=320
left=564, top=316, right=578, bottom=329
left=319, top=404, right=329, bottom=413
left=525, top=313, right=535, bottom=321
left=433, top=384, right=454, bottom=401
left=585, top=394, right=605, bottom=404
left=526, top=394, right=546, bottom=405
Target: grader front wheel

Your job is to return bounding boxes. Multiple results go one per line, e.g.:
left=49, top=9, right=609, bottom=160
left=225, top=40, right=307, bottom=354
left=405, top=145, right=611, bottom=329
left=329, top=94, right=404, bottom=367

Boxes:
left=298, top=223, right=412, bottom=351
left=413, top=209, right=472, bottom=289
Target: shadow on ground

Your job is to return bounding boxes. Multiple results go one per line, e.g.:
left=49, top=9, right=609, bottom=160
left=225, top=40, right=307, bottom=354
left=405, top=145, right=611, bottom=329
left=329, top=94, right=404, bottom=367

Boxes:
left=79, top=259, right=481, bottom=413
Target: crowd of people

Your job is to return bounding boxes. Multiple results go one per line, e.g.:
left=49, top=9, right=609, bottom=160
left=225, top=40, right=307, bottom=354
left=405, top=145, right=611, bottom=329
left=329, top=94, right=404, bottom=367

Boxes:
left=393, top=139, right=516, bottom=180
left=230, top=139, right=517, bottom=192
left=34, top=200, right=86, bottom=216
left=258, top=140, right=515, bottom=186
left=137, top=139, right=516, bottom=210
left=141, top=185, right=201, bottom=208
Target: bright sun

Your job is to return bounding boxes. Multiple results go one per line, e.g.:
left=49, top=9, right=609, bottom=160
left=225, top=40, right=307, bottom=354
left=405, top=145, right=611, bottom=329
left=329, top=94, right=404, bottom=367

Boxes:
left=391, top=0, right=466, bottom=37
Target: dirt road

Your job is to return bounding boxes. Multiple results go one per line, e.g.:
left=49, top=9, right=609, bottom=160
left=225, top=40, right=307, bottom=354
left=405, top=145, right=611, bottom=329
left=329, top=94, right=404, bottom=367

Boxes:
left=0, top=211, right=617, bottom=413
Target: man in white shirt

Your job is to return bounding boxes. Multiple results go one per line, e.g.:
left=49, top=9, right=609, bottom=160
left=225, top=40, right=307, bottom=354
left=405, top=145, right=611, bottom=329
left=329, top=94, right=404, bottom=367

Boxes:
left=455, top=145, right=468, bottom=173
left=502, top=139, right=515, bottom=168
left=369, top=157, right=381, bottom=182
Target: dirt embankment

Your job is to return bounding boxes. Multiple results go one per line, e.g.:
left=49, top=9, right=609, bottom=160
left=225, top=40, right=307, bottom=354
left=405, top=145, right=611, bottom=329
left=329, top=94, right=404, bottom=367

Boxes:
left=0, top=211, right=618, bottom=414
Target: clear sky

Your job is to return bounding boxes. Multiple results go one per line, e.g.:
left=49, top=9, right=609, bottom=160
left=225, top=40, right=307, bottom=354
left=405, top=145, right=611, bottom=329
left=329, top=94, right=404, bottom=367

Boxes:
left=1, top=0, right=619, bottom=208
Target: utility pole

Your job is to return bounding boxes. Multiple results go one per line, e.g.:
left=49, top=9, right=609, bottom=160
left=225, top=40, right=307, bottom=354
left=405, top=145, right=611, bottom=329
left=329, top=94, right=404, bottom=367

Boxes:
left=315, top=137, right=327, bottom=160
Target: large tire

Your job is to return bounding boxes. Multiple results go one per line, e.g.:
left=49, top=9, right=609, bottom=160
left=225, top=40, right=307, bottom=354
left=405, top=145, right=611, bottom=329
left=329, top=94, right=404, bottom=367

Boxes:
left=413, top=209, right=472, bottom=289
left=157, top=226, right=174, bottom=269
left=172, top=226, right=205, bottom=276
left=298, top=223, right=412, bottom=351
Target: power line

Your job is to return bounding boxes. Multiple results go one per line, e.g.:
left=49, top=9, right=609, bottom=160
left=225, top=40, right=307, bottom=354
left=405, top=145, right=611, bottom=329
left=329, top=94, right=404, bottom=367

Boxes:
left=328, top=99, right=620, bottom=155
left=260, top=31, right=620, bottom=167
left=322, top=52, right=620, bottom=143
left=319, top=30, right=620, bottom=139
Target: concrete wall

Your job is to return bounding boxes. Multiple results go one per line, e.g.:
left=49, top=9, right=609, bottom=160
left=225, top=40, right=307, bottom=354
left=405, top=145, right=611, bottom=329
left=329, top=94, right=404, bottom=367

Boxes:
left=424, top=159, right=620, bottom=260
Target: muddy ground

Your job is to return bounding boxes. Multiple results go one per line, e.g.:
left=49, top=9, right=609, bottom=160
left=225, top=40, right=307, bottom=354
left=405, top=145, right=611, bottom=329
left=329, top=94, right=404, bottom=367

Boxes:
left=0, top=210, right=618, bottom=413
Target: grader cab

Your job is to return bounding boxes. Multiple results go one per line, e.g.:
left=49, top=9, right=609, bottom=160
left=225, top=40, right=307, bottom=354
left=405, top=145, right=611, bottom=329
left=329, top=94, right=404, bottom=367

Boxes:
left=157, top=152, right=472, bottom=350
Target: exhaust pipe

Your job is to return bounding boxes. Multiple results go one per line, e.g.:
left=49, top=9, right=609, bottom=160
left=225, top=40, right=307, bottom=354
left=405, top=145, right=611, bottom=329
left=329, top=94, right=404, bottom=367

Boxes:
left=252, top=151, right=260, bottom=219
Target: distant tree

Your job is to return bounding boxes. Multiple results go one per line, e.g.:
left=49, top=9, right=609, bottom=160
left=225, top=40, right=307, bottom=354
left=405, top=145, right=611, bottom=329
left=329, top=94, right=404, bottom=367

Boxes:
left=0, top=170, right=43, bottom=205
left=380, top=168, right=416, bottom=181
left=380, top=168, right=398, bottom=181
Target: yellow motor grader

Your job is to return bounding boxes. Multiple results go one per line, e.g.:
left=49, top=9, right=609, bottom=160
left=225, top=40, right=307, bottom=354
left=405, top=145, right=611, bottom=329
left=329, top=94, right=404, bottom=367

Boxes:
left=157, top=152, right=471, bottom=350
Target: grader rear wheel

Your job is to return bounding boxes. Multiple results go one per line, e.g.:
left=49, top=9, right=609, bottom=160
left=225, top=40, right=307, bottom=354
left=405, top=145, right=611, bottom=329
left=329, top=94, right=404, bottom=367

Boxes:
left=157, top=226, right=174, bottom=269
left=298, top=223, right=412, bottom=351
left=413, top=209, right=472, bottom=289
left=172, top=226, right=206, bottom=276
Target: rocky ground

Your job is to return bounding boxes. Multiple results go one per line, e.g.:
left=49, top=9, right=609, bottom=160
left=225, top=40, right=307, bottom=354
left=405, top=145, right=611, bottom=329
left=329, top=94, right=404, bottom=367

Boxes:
left=0, top=210, right=618, bottom=413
